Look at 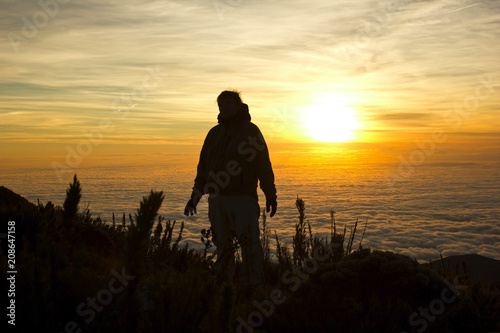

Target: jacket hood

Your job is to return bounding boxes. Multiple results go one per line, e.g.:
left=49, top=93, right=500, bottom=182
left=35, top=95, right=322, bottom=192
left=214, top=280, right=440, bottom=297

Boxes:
left=217, top=103, right=251, bottom=125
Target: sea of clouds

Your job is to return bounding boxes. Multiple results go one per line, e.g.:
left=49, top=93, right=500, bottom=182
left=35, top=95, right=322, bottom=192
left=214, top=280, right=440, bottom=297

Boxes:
left=4, top=162, right=499, bottom=262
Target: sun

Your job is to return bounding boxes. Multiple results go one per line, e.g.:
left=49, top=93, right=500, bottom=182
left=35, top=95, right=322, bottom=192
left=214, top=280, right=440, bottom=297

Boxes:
left=303, top=94, right=359, bottom=142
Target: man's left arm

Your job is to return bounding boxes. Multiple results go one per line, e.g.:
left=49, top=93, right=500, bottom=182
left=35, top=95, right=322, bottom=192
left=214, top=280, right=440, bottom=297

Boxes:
left=254, top=129, right=277, bottom=217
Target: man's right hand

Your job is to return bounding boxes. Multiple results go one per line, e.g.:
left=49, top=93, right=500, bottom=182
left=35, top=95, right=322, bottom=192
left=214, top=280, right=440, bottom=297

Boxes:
left=184, top=197, right=199, bottom=216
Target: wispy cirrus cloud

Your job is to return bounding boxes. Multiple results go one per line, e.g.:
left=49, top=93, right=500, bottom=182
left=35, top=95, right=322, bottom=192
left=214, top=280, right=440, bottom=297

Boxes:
left=1, top=0, right=499, bottom=160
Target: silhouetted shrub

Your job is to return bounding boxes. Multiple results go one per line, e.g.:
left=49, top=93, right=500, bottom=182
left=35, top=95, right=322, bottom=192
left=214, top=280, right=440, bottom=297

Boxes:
left=63, top=175, right=81, bottom=223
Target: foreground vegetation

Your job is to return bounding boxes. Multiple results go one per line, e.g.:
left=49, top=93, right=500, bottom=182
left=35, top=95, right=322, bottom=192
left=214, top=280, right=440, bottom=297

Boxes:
left=1, top=176, right=499, bottom=332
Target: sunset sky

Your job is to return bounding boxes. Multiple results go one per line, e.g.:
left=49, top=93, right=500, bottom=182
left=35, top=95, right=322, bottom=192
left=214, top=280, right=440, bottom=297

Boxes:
left=1, top=0, right=499, bottom=170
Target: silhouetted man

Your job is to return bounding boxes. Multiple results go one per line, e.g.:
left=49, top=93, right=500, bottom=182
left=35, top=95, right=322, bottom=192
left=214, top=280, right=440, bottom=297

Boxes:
left=184, top=90, right=277, bottom=291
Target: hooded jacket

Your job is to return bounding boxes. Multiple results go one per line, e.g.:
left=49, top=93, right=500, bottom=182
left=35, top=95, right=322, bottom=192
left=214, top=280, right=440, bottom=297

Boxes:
left=191, top=103, right=277, bottom=201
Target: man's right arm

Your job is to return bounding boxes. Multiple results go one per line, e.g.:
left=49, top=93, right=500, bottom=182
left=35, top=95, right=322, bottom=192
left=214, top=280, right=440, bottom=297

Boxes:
left=185, top=141, right=207, bottom=216
left=185, top=128, right=216, bottom=216
left=192, top=128, right=214, bottom=199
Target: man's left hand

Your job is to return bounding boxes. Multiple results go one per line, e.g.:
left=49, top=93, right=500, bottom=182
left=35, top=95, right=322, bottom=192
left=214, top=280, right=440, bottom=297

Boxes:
left=266, top=197, right=277, bottom=218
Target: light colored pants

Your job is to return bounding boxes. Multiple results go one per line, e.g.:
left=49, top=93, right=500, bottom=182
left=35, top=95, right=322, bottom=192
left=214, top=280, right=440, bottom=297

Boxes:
left=208, top=194, right=262, bottom=288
